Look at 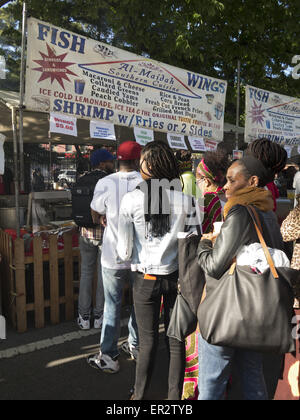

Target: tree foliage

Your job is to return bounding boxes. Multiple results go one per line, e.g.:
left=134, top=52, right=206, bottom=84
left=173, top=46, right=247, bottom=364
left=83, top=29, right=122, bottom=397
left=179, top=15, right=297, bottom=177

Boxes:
left=0, top=0, right=299, bottom=124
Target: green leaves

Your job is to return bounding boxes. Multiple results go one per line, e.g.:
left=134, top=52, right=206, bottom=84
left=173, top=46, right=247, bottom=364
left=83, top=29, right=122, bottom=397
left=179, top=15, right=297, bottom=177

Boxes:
left=0, top=0, right=299, bottom=123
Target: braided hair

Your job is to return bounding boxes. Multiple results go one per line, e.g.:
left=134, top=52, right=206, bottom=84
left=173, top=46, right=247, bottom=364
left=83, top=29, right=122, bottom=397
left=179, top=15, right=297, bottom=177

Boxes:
left=175, top=150, right=193, bottom=173
left=140, top=141, right=181, bottom=181
left=139, top=141, right=181, bottom=238
left=247, top=139, right=287, bottom=183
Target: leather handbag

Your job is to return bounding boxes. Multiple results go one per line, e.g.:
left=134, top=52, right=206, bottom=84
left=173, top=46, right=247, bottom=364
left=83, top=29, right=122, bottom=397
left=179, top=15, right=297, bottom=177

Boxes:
left=167, top=222, right=205, bottom=342
left=198, top=205, right=296, bottom=354
left=167, top=287, right=198, bottom=342
left=178, top=224, right=206, bottom=316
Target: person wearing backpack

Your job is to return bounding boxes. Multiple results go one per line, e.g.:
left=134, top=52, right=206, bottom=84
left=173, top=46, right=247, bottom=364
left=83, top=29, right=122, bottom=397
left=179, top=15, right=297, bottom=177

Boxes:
left=73, top=148, right=115, bottom=330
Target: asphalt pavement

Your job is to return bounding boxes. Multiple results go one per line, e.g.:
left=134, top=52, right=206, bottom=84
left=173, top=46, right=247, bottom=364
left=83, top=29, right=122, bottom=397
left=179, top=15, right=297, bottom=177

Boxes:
left=0, top=307, right=169, bottom=401
left=0, top=307, right=282, bottom=401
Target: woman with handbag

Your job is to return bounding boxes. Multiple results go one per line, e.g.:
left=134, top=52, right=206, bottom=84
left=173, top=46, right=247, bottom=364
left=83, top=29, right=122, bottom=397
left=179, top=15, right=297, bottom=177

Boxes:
left=182, top=150, right=229, bottom=400
left=197, top=144, right=291, bottom=400
left=117, top=141, right=199, bottom=400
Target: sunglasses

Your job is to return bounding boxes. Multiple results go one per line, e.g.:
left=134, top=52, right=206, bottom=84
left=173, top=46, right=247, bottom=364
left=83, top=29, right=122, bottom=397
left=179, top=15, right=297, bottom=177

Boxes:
left=196, top=176, right=206, bottom=185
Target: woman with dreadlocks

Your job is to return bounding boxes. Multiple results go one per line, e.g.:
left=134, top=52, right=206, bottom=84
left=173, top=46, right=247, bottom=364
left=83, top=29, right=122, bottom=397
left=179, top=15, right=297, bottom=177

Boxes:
left=117, top=141, right=199, bottom=400
left=246, top=139, right=287, bottom=212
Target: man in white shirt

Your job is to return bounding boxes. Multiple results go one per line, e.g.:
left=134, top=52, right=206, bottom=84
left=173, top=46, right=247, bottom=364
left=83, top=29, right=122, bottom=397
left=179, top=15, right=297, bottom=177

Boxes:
left=87, top=141, right=142, bottom=373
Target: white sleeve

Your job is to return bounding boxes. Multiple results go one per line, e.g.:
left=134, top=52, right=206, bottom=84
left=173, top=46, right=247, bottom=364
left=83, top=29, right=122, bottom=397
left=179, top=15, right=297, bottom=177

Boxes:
left=294, top=173, right=300, bottom=194
left=117, top=194, right=134, bottom=262
left=90, top=178, right=109, bottom=214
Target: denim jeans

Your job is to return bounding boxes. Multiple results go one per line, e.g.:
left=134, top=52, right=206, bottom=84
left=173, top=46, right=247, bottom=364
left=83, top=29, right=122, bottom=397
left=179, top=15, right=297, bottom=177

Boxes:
left=78, top=236, right=104, bottom=319
left=198, top=333, right=268, bottom=400
left=100, top=267, right=138, bottom=359
left=133, top=271, right=186, bottom=400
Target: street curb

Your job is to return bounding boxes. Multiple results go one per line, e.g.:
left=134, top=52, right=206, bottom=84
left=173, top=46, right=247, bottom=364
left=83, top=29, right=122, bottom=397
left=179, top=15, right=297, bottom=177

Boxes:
left=0, top=318, right=130, bottom=360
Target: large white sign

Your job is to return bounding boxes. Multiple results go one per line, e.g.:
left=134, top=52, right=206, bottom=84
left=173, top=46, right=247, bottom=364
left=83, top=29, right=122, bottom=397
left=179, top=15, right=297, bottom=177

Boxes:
left=25, top=18, right=227, bottom=141
left=245, top=85, right=300, bottom=145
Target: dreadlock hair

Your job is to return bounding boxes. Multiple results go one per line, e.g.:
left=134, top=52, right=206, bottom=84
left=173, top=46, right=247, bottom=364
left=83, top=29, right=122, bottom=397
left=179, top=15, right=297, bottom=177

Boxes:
left=141, top=141, right=181, bottom=181
left=139, top=141, right=181, bottom=238
left=247, top=139, right=287, bottom=184
left=175, top=150, right=193, bottom=173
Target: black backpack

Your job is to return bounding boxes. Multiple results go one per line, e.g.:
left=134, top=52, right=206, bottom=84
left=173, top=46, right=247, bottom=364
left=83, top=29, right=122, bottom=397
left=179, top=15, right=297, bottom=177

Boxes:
left=71, top=170, right=106, bottom=228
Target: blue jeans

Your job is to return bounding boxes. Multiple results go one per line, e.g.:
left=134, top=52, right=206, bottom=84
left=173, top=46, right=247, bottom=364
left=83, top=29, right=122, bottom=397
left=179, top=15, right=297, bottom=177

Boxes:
left=198, top=333, right=268, bottom=400
left=100, top=267, right=138, bottom=358
left=78, top=236, right=104, bottom=319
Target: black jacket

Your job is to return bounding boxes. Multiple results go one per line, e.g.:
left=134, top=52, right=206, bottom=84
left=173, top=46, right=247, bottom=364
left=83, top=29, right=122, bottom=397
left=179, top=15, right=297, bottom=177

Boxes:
left=197, top=205, right=284, bottom=296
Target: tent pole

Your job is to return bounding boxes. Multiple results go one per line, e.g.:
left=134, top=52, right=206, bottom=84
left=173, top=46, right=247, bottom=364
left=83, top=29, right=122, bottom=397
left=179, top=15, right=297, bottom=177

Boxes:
left=49, top=141, right=52, bottom=189
left=18, top=1, right=27, bottom=192
left=12, top=107, right=20, bottom=238
left=116, top=125, right=121, bottom=169
left=235, top=59, right=241, bottom=151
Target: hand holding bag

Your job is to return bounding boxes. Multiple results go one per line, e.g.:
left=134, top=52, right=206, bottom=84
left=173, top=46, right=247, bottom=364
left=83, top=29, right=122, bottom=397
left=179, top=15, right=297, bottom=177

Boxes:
left=178, top=224, right=206, bottom=315
left=198, top=205, right=296, bottom=354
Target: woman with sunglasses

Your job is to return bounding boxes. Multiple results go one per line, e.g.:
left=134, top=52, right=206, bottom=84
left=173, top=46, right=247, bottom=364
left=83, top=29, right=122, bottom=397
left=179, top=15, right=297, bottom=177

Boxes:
left=196, top=150, right=229, bottom=234
left=181, top=150, right=229, bottom=400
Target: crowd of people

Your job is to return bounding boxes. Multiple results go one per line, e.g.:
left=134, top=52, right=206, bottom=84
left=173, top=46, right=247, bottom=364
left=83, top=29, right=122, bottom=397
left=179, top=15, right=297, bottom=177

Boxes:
left=74, top=138, right=299, bottom=400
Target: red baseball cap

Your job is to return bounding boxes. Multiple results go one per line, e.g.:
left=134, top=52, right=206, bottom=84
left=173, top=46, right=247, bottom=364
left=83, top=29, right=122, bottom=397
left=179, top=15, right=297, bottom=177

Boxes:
left=117, top=141, right=142, bottom=160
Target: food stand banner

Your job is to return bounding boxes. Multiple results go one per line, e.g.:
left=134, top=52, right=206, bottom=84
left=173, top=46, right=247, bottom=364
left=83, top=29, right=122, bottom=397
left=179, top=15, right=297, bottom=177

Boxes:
left=49, top=112, right=78, bottom=136
left=245, top=85, right=300, bottom=145
left=25, top=17, right=227, bottom=140
left=89, top=120, right=116, bottom=140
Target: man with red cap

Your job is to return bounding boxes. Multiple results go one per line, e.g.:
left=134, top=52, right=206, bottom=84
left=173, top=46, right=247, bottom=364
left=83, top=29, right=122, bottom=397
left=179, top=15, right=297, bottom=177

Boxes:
left=87, top=141, right=142, bottom=373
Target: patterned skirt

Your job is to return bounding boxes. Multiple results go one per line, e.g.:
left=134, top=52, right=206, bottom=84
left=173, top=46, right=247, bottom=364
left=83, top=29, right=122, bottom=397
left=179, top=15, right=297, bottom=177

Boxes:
left=182, top=332, right=199, bottom=400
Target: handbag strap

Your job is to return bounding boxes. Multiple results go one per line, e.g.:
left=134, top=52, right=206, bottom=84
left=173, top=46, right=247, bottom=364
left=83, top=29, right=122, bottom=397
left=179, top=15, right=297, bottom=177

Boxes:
left=246, top=205, right=279, bottom=279
left=192, top=197, right=202, bottom=237
left=195, top=224, right=202, bottom=237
